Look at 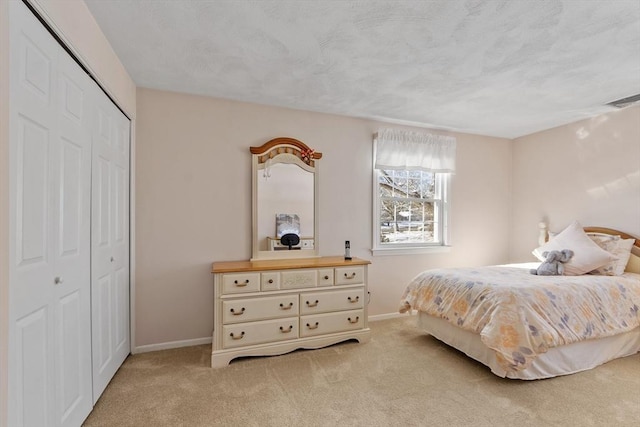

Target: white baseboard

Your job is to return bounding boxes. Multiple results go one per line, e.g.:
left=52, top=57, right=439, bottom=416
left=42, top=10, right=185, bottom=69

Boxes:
left=133, top=336, right=212, bottom=354
left=134, top=313, right=413, bottom=354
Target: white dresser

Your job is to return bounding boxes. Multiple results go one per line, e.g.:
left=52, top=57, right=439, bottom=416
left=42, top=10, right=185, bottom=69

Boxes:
left=211, top=256, right=371, bottom=367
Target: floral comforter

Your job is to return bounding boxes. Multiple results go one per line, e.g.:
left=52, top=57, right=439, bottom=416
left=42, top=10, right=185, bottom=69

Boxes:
left=399, top=266, right=640, bottom=373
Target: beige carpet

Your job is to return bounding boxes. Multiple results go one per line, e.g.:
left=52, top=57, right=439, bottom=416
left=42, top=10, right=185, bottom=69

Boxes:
left=83, top=317, right=640, bottom=427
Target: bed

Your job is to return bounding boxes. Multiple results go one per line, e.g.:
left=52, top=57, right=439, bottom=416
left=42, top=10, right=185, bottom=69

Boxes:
left=399, top=225, right=640, bottom=379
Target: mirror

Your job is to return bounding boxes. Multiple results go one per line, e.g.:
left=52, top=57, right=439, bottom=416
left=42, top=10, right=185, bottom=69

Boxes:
left=251, top=137, right=321, bottom=260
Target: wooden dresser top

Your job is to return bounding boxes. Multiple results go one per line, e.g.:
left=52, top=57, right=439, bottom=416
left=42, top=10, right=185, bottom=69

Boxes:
left=212, top=256, right=370, bottom=273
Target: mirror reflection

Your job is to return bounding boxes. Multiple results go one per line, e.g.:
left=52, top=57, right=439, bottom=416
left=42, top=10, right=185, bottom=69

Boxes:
left=257, top=163, right=314, bottom=251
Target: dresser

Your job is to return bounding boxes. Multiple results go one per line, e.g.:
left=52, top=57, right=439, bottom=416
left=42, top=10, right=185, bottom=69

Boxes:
left=211, top=256, right=371, bottom=367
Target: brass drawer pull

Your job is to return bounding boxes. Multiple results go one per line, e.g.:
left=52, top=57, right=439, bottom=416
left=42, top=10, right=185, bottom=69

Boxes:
left=233, top=279, right=250, bottom=287
left=279, top=302, right=294, bottom=310
left=306, top=300, right=319, bottom=308
left=306, top=322, right=319, bottom=330
left=348, top=316, right=359, bottom=324
left=230, top=307, right=245, bottom=315
left=343, top=272, right=356, bottom=279
left=230, top=331, right=245, bottom=340
left=279, top=325, right=293, bottom=333
left=347, top=296, right=359, bottom=303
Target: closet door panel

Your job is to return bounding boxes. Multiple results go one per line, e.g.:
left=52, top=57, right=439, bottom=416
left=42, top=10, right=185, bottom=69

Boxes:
left=15, top=308, right=50, bottom=427
left=115, top=266, right=128, bottom=352
left=9, top=4, right=58, bottom=424
left=13, top=119, right=54, bottom=425
left=94, top=274, right=114, bottom=371
left=57, top=290, right=83, bottom=420
left=91, top=86, right=130, bottom=403
left=16, top=117, right=51, bottom=268
left=92, top=152, right=113, bottom=374
left=114, top=164, right=126, bottom=243
left=113, top=157, right=129, bottom=353
left=58, top=139, right=82, bottom=254
left=9, top=3, right=94, bottom=425
left=54, top=51, right=93, bottom=427
left=14, top=19, right=55, bottom=271
left=95, top=156, right=111, bottom=246
left=19, top=29, right=53, bottom=107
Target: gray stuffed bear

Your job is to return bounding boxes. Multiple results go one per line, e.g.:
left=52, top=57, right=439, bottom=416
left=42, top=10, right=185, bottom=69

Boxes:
left=530, top=249, right=574, bottom=276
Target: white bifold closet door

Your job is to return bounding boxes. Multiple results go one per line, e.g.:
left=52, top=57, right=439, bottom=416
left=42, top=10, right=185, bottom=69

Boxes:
left=9, top=2, right=94, bottom=425
left=90, top=77, right=131, bottom=404
left=8, top=1, right=130, bottom=425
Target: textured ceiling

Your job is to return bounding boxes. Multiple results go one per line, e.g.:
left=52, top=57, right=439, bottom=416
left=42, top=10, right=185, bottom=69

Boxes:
left=85, top=0, right=640, bottom=138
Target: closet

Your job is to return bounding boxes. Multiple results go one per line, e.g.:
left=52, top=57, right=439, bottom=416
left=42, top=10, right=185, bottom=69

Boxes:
left=8, top=2, right=130, bottom=426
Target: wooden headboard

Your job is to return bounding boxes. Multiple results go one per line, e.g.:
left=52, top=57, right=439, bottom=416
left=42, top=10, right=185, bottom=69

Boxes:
left=584, top=227, right=640, bottom=274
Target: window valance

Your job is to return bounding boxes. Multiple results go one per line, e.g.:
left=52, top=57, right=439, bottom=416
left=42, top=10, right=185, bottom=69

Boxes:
left=374, top=128, right=456, bottom=173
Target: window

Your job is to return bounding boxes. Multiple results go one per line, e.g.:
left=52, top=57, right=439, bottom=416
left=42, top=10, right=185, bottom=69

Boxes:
left=377, top=169, right=448, bottom=246
left=372, top=129, right=455, bottom=254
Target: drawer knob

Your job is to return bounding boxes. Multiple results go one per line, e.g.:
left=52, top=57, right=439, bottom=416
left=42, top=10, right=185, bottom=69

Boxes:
left=344, top=272, right=356, bottom=279
left=306, top=300, right=319, bottom=308
left=268, top=279, right=274, bottom=284
left=347, top=296, right=360, bottom=303
left=306, top=322, right=319, bottom=330
left=230, top=307, right=245, bottom=316
left=323, top=275, right=329, bottom=280
left=229, top=331, right=245, bottom=340
left=279, top=325, right=293, bottom=333
left=348, top=316, right=360, bottom=324
left=234, top=279, right=250, bottom=286
left=279, top=302, right=294, bottom=310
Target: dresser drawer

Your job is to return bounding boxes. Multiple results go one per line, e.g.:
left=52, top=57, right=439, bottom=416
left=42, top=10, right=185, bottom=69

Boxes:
left=300, top=288, right=364, bottom=315
left=223, top=317, right=298, bottom=349
left=222, top=273, right=261, bottom=294
left=334, top=266, right=364, bottom=285
left=261, top=272, right=280, bottom=291
left=300, top=309, right=364, bottom=338
left=281, top=269, right=317, bottom=289
left=317, top=268, right=334, bottom=286
left=222, top=295, right=299, bottom=324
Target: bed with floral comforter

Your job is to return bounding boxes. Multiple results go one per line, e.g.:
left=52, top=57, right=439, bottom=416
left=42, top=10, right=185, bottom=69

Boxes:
left=400, top=266, right=640, bottom=374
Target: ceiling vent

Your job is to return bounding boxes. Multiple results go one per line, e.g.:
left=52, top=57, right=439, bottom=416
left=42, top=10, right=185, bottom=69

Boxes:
left=606, top=93, right=640, bottom=109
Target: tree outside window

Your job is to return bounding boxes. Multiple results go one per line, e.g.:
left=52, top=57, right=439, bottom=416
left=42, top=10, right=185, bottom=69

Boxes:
left=377, top=169, right=446, bottom=246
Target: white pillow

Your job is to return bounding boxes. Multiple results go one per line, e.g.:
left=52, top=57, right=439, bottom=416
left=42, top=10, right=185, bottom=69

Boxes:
left=532, top=221, right=618, bottom=276
left=588, top=234, right=634, bottom=276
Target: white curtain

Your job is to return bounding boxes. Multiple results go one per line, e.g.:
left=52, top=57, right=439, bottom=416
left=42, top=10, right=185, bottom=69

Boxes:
left=374, top=128, right=456, bottom=173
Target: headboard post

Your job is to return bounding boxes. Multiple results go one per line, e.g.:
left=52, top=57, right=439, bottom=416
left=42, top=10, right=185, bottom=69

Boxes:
left=538, top=222, right=548, bottom=246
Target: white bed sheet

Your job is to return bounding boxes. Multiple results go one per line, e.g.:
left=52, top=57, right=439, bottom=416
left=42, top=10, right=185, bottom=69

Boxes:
left=418, top=312, right=640, bottom=379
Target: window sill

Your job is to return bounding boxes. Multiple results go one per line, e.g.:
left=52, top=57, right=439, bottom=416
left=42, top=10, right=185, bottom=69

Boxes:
left=371, top=246, right=452, bottom=256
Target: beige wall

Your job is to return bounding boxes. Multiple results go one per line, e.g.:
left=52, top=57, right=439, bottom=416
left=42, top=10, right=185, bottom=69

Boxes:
left=1, top=2, right=135, bottom=425
left=135, top=87, right=512, bottom=347
left=511, top=105, right=640, bottom=261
